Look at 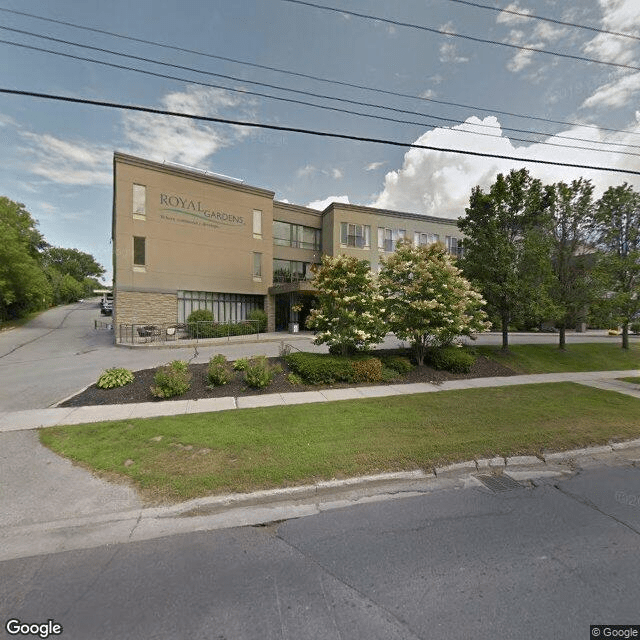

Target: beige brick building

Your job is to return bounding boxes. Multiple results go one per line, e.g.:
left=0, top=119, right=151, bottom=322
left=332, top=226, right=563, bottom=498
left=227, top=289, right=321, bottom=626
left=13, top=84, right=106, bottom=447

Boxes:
left=112, top=153, right=464, bottom=336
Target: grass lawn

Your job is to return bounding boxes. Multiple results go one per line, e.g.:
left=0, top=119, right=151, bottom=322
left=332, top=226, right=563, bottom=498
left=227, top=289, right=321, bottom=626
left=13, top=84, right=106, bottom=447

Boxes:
left=40, top=382, right=640, bottom=504
left=620, top=377, right=640, bottom=385
left=478, top=342, right=640, bottom=374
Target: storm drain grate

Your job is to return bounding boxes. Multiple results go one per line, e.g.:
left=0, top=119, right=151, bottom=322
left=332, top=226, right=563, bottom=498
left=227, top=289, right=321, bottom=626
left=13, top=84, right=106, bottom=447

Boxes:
left=476, top=474, right=524, bottom=492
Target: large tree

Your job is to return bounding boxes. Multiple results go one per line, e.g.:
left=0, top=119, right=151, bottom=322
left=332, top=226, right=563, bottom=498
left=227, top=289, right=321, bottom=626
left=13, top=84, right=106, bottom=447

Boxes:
left=306, top=255, right=386, bottom=355
left=379, top=240, right=489, bottom=365
left=43, top=246, right=105, bottom=282
left=592, top=183, right=640, bottom=349
left=0, top=197, right=52, bottom=320
left=458, top=168, right=553, bottom=350
left=546, top=179, right=597, bottom=350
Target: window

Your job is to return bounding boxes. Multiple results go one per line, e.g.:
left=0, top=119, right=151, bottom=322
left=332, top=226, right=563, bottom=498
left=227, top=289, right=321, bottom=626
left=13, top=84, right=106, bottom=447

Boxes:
left=378, top=227, right=405, bottom=252
left=132, top=184, right=146, bottom=218
left=273, top=259, right=314, bottom=282
left=445, top=236, right=463, bottom=258
left=340, top=222, right=370, bottom=248
left=177, top=291, right=263, bottom=323
left=252, top=252, right=262, bottom=279
left=133, top=236, right=145, bottom=266
left=273, top=220, right=321, bottom=249
left=414, top=232, right=440, bottom=247
left=253, top=209, right=262, bottom=239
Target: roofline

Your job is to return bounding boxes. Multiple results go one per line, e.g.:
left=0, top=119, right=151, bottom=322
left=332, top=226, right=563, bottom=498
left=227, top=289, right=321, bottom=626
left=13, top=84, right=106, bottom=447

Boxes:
left=113, top=152, right=276, bottom=199
left=321, top=201, right=460, bottom=225
left=273, top=200, right=322, bottom=217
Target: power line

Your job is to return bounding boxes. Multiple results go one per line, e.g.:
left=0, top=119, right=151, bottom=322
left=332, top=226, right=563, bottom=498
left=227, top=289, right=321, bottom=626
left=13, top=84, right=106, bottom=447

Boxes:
left=1, top=5, right=638, bottom=139
left=281, top=0, right=640, bottom=73
left=2, top=88, right=639, bottom=176
left=2, top=36, right=639, bottom=159
left=447, top=0, right=640, bottom=42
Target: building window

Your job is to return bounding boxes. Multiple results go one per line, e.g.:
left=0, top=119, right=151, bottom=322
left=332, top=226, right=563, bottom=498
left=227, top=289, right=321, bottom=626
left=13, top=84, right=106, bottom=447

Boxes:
left=273, top=220, right=320, bottom=249
left=273, top=258, right=315, bottom=282
left=340, top=222, right=370, bottom=248
left=253, top=252, right=262, bottom=279
left=132, top=184, right=146, bottom=219
left=253, top=209, right=262, bottom=239
left=133, top=236, right=145, bottom=266
left=378, top=227, right=405, bottom=252
left=177, top=291, right=263, bottom=324
left=414, top=232, right=439, bottom=247
left=445, top=236, right=463, bottom=258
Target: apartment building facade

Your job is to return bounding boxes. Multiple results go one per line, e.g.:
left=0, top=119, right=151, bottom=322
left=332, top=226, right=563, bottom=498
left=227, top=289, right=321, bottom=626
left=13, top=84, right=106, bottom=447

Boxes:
left=112, top=152, right=464, bottom=333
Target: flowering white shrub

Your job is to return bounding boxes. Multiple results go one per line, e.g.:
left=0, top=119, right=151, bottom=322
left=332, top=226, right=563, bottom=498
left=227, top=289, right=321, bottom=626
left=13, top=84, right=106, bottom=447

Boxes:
left=379, top=241, right=490, bottom=365
left=306, top=255, right=386, bottom=355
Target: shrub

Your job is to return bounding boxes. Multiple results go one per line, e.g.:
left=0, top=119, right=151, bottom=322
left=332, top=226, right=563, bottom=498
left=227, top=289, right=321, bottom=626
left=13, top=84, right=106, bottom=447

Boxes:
left=351, top=357, right=383, bottom=382
left=380, top=355, right=413, bottom=375
left=287, top=372, right=304, bottom=385
left=187, top=309, right=215, bottom=338
left=247, top=308, right=268, bottom=332
left=244, top=356, right=276, bottom=389
left=96, top=368, right=134, bottom=389
left=285, top=352, right=354, bottom=384
left=151, top=360, right=192, bottom=398
left=426, top=346, right=476, bottom=374
left=233, top=357, right=249, bottom=371
left=631, top=322, right=640, bottom=335
left=207, top=354, right=231, bottom=386
left=381, top=366, right=400, bottom=382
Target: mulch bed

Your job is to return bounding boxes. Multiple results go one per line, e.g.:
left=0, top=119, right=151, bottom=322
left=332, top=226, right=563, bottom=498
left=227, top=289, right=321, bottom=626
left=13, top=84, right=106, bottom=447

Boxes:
left=59, top=350, right=518, bottom=407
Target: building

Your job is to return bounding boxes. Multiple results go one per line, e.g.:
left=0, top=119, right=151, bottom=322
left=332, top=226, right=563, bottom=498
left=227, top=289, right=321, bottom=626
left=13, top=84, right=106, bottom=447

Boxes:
left=112, top=152, right=464, bottom=335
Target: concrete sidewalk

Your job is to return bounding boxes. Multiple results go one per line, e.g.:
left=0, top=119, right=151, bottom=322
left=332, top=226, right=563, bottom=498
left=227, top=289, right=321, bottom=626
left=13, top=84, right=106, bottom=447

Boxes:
left=0, top=368, right=639, bottom=433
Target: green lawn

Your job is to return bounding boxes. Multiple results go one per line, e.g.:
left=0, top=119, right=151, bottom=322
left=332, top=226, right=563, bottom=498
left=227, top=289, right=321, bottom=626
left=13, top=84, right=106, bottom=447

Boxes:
left=40, top=382, right=640, bottom=504
left=478, top=342, right=640, bottom=374
left=620, top=377, right=640, bottom=385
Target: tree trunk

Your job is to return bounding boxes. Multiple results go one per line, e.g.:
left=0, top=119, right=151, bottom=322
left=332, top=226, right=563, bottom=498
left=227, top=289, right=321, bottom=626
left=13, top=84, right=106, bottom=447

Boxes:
left=558, top=324, right=566, bottom=351
left=501, top=312, right=509, bottom=351
left=622, top=323, right=629, bottom=350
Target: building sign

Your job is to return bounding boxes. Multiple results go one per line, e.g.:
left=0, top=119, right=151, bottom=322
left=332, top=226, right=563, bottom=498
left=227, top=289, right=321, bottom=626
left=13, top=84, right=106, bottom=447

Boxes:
left=159, top=193, right=245, bottom=229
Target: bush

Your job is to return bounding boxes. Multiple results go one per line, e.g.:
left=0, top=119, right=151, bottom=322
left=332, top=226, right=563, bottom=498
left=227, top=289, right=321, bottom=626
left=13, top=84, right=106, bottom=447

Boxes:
left=187, top=309, right=215, bottom=338
left=233, top=357, right=249, bottom=371
left=96, top=368, right=134, bottom=389
left=351, top=357, right=383, bottom=382
left=631, top=322, right=640, bottom=335
left=287, top=372, right=304, bottom=385
left=247, top=308, right=268, bottom=332
left=207, top=354, right=232, bottom=386
left=244, top=356, right=276, bottom=389
left=285, top=352, right=355, bottom=384
left=151, top=360, right=192, bottom=398
left=380, top=355, right=413, bottom=375
left=426, top=346, right=476, bottom=374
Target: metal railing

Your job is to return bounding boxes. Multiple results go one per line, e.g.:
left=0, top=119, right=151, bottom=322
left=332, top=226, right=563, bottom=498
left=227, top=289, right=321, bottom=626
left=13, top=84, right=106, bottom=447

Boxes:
left=116, top=320, right=262, bottom=345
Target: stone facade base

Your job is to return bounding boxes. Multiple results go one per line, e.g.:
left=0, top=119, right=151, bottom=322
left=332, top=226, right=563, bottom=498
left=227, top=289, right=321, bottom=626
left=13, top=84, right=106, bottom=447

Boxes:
left=265, top=294, right=276, bottom=333
left=114, top=291, right=178, bottom=327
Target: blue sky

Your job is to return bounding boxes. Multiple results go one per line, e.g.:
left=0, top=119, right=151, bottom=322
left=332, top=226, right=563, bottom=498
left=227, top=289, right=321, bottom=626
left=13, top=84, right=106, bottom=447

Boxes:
left=1, top=0, right=639, bottom=282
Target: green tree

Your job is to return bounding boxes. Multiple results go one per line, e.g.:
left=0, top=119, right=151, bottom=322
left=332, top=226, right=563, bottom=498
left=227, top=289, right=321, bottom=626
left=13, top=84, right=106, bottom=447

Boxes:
left=0, top=198, right=52, bottom=320
left=458, top=168, right=553, bottom=350
left=592, top=183, right=640, bottom=349
left=546, top=179, right=597, bottom=350
left=43, top=246, right=105, bottom=282
left=379, top=240, right=489, bottom=366
left=306, top=255, right=386, bottom=355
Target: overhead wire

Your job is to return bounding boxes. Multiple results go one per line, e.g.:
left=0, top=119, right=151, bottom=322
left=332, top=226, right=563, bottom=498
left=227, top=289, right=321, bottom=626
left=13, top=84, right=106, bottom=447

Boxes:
left=446, top=0, right=640, bottom=42
left=0, top=5, right=638, bottom=139
left=281, top=0, right=640, bottom=73
left=2, top=88, right=639, bottom=177
left=1, top=32, right=639, bottom=157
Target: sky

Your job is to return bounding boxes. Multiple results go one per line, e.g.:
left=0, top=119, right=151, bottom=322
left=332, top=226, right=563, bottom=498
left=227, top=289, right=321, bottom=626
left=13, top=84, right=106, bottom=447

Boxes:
left=1, top=0, right=640, bottom=283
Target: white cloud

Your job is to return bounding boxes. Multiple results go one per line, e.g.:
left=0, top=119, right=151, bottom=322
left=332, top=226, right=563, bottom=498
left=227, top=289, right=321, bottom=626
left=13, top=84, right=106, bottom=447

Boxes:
left=122, top=86, right=250, bottom=166
left=370, top=116, right=640, bottom=219
left=582, top=72, right=640, bottom=109
left=439, top=41, right=469, bottom=64
left=331, top=168, right=343, bottom=179
left=297, top=164, right=317, bottom=178
left=366, top=161, right=386, bottom=171
left=582, top=0, right=640, bottom=65
left=20, top=132, right=112, bottom=185
left=306, top=195, right=350, bottom=211
left=496, top=2, right=532, bottom=25
left=500, top=18, right=567, bottom=73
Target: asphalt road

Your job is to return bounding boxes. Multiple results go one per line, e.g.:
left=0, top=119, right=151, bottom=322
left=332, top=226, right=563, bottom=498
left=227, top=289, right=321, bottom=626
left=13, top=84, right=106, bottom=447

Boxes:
left=2, top=463, right=639, bottom=640
left=0, top=300, right=633, bottom=412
